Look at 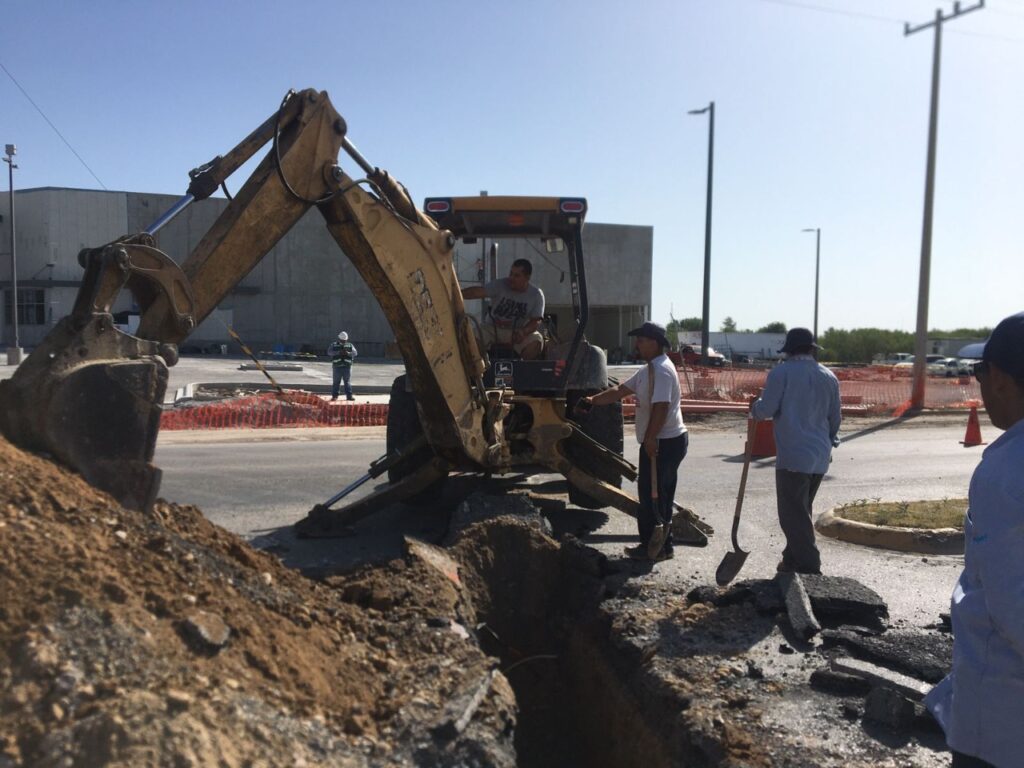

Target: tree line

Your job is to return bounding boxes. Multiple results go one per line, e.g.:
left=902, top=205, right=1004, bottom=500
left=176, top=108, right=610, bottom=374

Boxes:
left=665, top=317, right=990, bottom=363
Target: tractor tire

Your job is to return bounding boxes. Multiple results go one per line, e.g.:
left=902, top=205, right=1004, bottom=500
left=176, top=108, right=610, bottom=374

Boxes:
left=564, top=388, right=625, bottom=509
left=386, top=375, right=447, bottom=502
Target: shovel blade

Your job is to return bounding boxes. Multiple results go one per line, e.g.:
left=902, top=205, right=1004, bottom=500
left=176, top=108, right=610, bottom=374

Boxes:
left=715, top=549, right=749, bottom=586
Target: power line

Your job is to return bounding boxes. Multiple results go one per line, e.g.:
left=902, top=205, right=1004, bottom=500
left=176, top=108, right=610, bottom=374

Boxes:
left=743, top=0, right=1024, bottom=43
left=0, top=60, right=107, bottom=190
left=746, top=0, right=909, bottom=24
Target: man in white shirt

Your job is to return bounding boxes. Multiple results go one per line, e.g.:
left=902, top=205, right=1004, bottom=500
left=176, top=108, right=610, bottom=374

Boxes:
left=576, top=322, right=687, bottom=561
left=925, top=311, right=1024, bottom=768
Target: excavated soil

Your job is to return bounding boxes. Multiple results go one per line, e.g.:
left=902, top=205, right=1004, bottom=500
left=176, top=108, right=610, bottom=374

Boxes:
left=1, top=433, right=953, bottom=767
left=0, top=435, right=518, bottom=767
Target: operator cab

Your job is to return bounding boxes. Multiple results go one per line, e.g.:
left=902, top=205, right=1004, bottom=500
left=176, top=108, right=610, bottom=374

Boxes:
left=423, top=196, right=604, bottom=395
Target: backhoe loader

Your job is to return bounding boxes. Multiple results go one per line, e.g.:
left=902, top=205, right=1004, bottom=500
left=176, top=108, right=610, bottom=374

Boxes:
left=0, top=88, right=709, bottom=543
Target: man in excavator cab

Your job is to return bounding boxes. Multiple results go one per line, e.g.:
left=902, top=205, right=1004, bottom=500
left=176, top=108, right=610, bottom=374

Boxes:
left=461, top=258, right=545, bottom=361
left=0, top=87, right=711, bottom=545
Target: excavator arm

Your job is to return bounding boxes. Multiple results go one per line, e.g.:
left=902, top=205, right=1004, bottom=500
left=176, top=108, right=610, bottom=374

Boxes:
left=0, top=88, right=495, bottom=509
left=0, top=88, right=711, bottom=545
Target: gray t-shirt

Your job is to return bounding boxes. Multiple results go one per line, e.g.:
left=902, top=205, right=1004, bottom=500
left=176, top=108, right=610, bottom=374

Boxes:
left=483, top=278, right=545, bottom=329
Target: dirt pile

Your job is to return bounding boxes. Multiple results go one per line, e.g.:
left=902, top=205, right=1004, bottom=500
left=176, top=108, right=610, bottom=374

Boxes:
left=0, top=435, right=516, bottom=767
left=1, top=430, right=957, bottom=767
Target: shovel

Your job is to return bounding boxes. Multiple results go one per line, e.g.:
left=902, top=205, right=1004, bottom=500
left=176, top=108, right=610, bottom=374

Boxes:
left=715, top=417, right=756, bottom=586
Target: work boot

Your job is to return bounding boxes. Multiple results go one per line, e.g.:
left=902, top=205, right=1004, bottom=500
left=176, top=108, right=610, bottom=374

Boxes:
left=623, top=545, right=648, bottom=560
left=346, top=396, right=355, bottom=401
left=330, top=396, right=338, bottom=401
left=647, top=523, right=669, bottom=560
left=652, top=548, right=675, bottom=562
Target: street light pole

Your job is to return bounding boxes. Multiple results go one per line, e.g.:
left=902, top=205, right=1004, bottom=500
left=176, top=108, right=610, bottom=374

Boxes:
left=2, top=143, right=19, bottom=364
left=688, top=101, right=715, bottom=365
left=802, top=228, right=821, bottom=341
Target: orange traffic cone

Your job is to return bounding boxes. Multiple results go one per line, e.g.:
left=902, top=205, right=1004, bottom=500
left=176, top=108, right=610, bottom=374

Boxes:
left=749, top=418, right=776, bottom=459
left=960, top=406, right=986, bottom=447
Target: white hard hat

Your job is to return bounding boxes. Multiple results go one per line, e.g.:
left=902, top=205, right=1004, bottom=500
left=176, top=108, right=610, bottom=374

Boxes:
left=338, top=331, right=348, bottom=341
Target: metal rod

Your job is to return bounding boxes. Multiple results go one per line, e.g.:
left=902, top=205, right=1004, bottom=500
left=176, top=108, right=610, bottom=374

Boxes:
left=143, top=193, right=195, bottom=236
left=341, top=136, right=375, bottom=177
left=321, top=471, right=375, bottom=510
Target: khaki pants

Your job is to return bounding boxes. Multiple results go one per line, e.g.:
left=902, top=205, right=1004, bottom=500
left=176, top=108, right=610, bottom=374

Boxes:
left=480, top=324, right=544, bottom=357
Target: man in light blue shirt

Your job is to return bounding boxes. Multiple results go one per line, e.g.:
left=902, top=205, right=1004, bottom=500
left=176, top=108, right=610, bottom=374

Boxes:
left=926, top=311, right=1024, bottom=768
left=751, top=327, right=841, bottom=574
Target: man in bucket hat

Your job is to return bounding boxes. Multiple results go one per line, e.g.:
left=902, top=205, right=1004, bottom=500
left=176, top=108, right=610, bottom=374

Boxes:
left=750, top=327, right=841, bottom=574
left=575, top=321, right=687, bottom=562
left=926, top=311, right=1024, bottom=768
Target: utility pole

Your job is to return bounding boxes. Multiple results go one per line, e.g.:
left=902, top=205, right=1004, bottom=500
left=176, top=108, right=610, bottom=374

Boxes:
left=3, top=144, right=20, bottom=364
left=905, top=1, right=984, bottom=409
left=688, top=101, right=715, bottom=365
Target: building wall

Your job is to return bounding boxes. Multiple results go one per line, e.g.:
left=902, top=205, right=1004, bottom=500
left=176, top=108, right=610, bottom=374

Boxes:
left=2, top=188, right=653, bottom=357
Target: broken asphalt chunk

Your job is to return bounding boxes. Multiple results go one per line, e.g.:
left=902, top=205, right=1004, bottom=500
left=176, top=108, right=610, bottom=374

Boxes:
left=829, top=657, right=930, bottom=701
left=800, top=575, right=888, bottom=630
left=821, top=629, right=952, bottom=683
left=777, top=572, right=822, bottom=641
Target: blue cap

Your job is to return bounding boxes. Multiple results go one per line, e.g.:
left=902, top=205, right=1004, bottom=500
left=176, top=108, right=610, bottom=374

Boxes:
left=980, top=311, right=1024, bottom=380
left=628, top=321, right=670, bottom=349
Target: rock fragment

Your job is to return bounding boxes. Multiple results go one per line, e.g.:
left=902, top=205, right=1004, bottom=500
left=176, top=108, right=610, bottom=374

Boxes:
left=181, top=611, right=231, bottom=652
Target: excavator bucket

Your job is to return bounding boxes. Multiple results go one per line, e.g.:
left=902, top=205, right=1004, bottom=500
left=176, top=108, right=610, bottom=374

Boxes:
left=0, top=314, right=169, bottom=511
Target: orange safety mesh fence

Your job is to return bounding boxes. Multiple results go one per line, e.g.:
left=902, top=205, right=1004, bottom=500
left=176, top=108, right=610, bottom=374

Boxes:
left=622, top=366, right=981, bottom=417
left=160, top=391, right=388, bottom=430
left=682, top=366, right=981, bottom=413
left=160, top=366, right=981, bottom=431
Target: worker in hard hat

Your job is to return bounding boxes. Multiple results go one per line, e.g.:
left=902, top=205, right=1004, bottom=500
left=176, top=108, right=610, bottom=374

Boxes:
left=327, top=331, right=358, bottom=401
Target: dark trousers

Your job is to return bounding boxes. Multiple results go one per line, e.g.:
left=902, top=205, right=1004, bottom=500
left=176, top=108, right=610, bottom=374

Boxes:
left=637, top=433, right=688, bottom=554
left=332, top=365, right=352, bottom=399
left=775, top=469, right=823, bottom=572
left=951, top=751, right=995, bottom=768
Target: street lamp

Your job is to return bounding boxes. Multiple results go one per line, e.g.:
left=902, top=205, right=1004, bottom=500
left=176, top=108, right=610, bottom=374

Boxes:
left=801, top=227, right=821, bottom=341
left=688, top=101, right=714, bottom=365
left=2, top=143, right=20, bottom=364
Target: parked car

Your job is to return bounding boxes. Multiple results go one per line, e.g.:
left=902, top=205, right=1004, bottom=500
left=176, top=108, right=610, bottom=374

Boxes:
left=670, top=345, right=728, bottom=367
left=875, top=352, right=913, bottom=366
left=679, top=344, right=728, bottom=367
left=958, top=358, right=980, bottom=376
left=892, top=354, right=950, bottom=376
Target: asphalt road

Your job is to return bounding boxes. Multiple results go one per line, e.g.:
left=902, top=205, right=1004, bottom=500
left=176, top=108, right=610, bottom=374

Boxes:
left=155, top=412, right=985, bottom=630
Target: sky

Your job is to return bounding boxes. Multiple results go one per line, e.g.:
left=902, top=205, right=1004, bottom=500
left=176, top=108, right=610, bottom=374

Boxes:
left=2, top=0, right=1021, bottom=334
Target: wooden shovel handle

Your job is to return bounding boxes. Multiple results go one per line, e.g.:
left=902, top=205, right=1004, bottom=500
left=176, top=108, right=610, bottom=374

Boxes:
left=731, top=418, right=757, bottom=543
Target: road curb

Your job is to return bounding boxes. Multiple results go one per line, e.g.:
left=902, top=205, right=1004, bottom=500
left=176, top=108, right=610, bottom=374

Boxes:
left=815, top=507, right=964, bottom=555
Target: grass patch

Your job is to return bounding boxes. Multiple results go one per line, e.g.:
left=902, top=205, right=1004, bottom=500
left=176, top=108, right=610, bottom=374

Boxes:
left=836, top=499, right=967, bottom=530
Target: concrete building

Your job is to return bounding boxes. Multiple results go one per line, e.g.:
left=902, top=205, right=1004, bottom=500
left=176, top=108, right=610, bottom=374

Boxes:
left=1, top=187, right=651, bottom=359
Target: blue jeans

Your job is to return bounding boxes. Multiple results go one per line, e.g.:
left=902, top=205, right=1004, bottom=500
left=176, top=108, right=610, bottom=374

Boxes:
left=637, top=432, right=689, bottom=554
left=332, top=365, right=352, bottom=399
